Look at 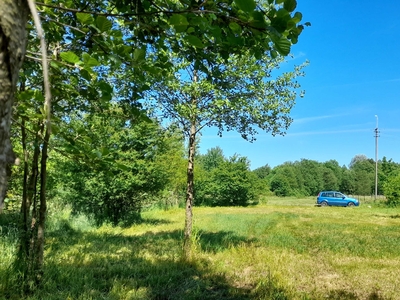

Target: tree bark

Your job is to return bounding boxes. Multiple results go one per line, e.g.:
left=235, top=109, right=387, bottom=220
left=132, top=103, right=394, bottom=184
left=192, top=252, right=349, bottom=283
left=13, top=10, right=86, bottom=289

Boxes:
left=183, top=122, right=196, bottom=259
left=35, top=125, right=50, bottom=281
left=183, top=70, right=198, bottom=259
left=0, top=0, right=28, bottom=212
left=18, top=120, right=41, bottom=290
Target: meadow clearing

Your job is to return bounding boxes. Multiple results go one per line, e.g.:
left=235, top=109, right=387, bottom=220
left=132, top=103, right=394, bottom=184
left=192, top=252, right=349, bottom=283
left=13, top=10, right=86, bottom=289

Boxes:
left=1, top=197, right=400, bottom=299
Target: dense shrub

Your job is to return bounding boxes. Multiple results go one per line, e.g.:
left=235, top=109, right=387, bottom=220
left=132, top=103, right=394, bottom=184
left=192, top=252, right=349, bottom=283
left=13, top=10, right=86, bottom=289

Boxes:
left=383, top=174, right=400, bottom=207
left=195, top=152, right=260, bottom=206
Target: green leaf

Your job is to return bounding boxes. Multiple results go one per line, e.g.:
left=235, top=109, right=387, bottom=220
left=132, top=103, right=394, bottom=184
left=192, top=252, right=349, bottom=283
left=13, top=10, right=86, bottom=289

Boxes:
left=293, top=12, right=302, bottom=23
left=101, top=147, right=110, bottom=156
left=50, top=61, right=60, bottom=70
left=250, top=11, right=267, bottom=28
left=273, top=36, right=291, bottom=56
left=76, top=13, right=94, bottom=25
left=134, top=48, right=146, bottom=62
left=96, top=16, right=113, bottom=32
left=284, top=0, right=297, bottom=12
left=98, top=81, right=113, bottom=94
left=51, top=123, right=60, bottom=134
left=210, top=26, right=222, bottom=41
left=185, top=35, right=205, bottom=48
left=115, top=163, right=131, bottom=171
left=169, top=14, right=189, bottom=26
left=94, top=150, right=102, bottom=158
left=60, top=51, right=80, bottom=64
left=80, top=69, right=92, bottom=81
left=82, top=53, right=100, bottom=67
left=234, top=0, right=256, bottom=13
left=169, top=15, right=189, bottom=32
left=229, top=22, right=242, bottom=33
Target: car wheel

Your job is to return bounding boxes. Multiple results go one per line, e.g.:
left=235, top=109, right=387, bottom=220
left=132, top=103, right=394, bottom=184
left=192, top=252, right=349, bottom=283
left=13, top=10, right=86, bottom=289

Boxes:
left=320, top=201, right=328, bottom=207
left=347, top=202, right=355, bottom=207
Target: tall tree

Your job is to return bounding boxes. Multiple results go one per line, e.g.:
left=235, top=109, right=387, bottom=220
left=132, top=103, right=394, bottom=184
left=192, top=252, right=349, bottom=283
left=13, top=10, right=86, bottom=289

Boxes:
left=0, top=0, right=29, bottom=212
left=349, top=154, right=375, bottom=195
left=253, top=164, right=272, bottom=180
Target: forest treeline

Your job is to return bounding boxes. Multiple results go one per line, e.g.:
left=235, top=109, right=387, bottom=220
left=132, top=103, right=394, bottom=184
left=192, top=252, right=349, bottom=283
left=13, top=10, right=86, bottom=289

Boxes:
left=5, top=124, right=400, bottom=225
left=260, top=154, right=400, bottom=198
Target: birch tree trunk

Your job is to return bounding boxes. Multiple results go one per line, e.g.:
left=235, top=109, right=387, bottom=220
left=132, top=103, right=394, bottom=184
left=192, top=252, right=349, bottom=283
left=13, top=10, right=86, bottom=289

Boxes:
left=0, top=0, right=28, bottom=212
left=183, top=122, right=196, bottom=259
left=183, top=71, right=198, bottom=259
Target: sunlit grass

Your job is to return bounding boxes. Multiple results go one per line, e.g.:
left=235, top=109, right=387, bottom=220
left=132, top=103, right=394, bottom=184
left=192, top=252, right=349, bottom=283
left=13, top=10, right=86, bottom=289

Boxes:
left=1, top=198, right=399, bottom=299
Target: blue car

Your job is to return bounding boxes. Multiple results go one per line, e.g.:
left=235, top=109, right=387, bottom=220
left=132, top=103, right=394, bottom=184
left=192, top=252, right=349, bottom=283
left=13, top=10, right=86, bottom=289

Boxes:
left=316, top=191, right=359, bottom=207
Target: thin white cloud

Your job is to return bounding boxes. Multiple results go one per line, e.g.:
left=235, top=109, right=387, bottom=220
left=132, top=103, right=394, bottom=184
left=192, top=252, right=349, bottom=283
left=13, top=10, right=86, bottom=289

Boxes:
left=293, top=113, right=348, bottom=125
left=286, top=128, right=371, bottom=137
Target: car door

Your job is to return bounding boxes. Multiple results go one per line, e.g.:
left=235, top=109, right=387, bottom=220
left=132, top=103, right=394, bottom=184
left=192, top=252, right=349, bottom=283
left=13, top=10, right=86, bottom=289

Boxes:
left=334, top=192, right=346, bottom=206
left=324, top=192, right=334, bottom=205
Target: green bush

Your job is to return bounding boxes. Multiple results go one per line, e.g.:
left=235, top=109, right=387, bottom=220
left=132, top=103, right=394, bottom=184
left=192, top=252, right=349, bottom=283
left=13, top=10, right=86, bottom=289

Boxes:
left=383, top=174, right=400, bottom=207
left=195, top=155, right=259, bottom=206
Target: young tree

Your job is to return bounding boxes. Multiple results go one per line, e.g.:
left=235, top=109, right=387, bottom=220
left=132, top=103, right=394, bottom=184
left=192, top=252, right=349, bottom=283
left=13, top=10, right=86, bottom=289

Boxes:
left=146, top=41, right=307, bottom=257
left=51, top=105, right=182, bottom=225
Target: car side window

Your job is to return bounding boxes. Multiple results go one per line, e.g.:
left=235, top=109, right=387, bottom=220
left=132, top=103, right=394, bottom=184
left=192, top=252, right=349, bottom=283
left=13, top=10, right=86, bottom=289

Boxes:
left=326, top=192, right=334, bottom=197
left=335, top=193, right=343, bottom=198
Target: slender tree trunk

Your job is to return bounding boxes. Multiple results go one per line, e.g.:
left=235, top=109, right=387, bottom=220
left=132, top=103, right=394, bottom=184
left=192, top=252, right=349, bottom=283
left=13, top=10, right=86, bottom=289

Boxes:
left=183, top=122, right=196, bottom=259
left=20, top=119, right=30, bottom=261
left=18, top=120, right=41, bottom=292
left=183, top=70, right=198, bottom=259
left=35, top=125, right=50, bottom=282
left=0, top=0, right=28, bottom=212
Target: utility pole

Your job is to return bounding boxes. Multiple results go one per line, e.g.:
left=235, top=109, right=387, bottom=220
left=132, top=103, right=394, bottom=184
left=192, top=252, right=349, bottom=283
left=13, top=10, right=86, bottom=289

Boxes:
left=374, top=115, right=379, bottom=201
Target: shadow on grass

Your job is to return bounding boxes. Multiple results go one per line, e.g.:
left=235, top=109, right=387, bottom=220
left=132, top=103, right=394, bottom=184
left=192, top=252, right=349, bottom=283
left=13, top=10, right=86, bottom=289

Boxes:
left=2, top=225, right=286, bottom=299
left=197, top=230, right=257, bottom=253
left=0, top=212, right=19, bottom=234
left=373, top=213, right=400, bottom=219
left=326, top=289, right=387, bottom=300
left=116, top=215, right=174, bottom=228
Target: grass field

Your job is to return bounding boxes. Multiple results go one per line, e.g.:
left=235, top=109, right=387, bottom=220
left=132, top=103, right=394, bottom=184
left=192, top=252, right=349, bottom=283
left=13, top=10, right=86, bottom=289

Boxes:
left=1, top=197, right=400, bottom=299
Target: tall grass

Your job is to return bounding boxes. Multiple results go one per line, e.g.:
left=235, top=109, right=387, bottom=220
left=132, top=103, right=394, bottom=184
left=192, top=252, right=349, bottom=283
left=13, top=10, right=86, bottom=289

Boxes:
left=1, top=198, right=399, bottom=299
left=0, top=212, right=19, bottom=290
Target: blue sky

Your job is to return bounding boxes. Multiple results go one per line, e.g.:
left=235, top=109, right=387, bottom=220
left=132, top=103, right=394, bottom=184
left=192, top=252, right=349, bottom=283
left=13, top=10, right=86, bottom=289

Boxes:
left=199, top=0, right=400, bottom=170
